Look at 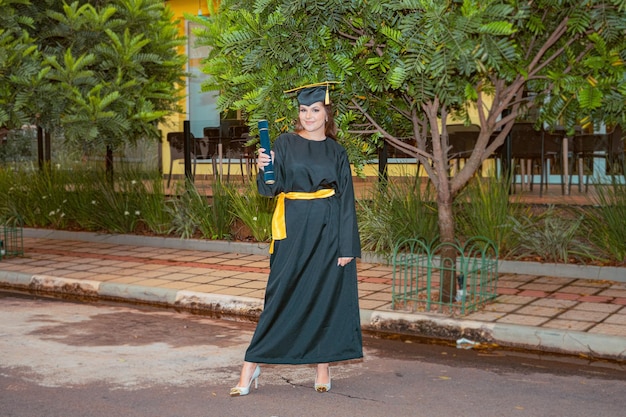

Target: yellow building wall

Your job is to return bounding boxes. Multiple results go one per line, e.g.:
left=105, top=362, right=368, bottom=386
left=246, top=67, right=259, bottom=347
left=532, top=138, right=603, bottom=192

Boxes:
left=161, top=0, right=222, bottom=181
left=163, top=0, right=204, bottom=125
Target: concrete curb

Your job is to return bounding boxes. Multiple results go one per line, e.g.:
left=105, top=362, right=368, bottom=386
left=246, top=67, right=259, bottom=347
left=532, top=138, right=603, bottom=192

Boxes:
left=361, top=309, right=626, bottom=360
left=497, top=260, right=626, bottom=282
left=1, top=270, right=623, bottom=361
left=489, top=323, right=626, bottom=360
left=20, top=228, right=626, bottom=282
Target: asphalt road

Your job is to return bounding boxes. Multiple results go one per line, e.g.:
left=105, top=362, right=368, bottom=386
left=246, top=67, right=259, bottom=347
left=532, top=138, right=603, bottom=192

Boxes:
left=1, top=290, right=624, bottom=417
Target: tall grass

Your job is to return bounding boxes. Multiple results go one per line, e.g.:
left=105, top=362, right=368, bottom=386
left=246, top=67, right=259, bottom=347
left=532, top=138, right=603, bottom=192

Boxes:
left=136, top=173, right=174, bottom=235
left=358, top=175, right=439, bottom=255
left=211, top=180, right=234, bottom=238
left=81, top=173, right=143, bottom=233
left=456, top=174, right=525, bottom=256
left=510, top=205, right=600, bottom=264
left=228, top=179, right=273, bottom=242
left=0, top=166, right=172, bottom=235
left=1, top=163, right=623, bottom=265
left=584, top=179, right=626, bottom=263
left=167, top=181, right=233, bottom=240
left=3, top=167, right=73, bottom=228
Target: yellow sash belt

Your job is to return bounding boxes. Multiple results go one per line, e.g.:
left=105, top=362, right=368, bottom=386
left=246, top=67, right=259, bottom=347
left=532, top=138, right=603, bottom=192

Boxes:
left=269, top=189, right=336, bottom=254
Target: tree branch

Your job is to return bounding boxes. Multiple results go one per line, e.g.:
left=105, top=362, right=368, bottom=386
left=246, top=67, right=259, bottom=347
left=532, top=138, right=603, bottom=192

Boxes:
left=350, top=97, right=431, bottom=159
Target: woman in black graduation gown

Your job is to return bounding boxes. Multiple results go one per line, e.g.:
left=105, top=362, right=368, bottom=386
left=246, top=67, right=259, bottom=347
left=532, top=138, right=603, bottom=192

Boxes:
left=230, top=83, right=362, bottom=396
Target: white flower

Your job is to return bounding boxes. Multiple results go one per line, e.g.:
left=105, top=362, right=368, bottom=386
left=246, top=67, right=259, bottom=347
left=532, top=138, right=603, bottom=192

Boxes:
left=49, top=211, right=55, bottom=216
left=135, top=210, right=140, bottom=216
left=124, top=211, right=130, bottom=216
left=252, top=217, right=257, bottom=221
left=92, top=200, right=97, bottom=205
left=55, top=164, right=61, bottom=169
left=61, top=213, right=65, bottom=218
left=131, top=180, right=137, bottom=185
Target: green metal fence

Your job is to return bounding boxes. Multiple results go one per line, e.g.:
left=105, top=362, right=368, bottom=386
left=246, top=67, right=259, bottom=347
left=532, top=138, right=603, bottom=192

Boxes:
left=392, top=237, right=498, bottom=315
left=0, top=224, right=24, bottom=260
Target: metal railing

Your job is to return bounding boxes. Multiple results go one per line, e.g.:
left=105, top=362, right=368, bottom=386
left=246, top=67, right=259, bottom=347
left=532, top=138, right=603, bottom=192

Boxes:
left=0, top=223, right=24, bottom=260
left=392, top=237, right=498, bottom=316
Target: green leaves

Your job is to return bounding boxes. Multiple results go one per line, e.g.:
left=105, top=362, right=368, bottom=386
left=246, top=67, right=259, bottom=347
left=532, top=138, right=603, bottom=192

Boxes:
left=388, top=65, right=408, bottom=89
left=194, top=0, right=626, bottom=190
left=0, top=0, right=43, bottom=128
left=579, top=82, right=604, bottom=110
left=1, top=0, right=186, bottom=156
left=366, top=56, right=391, bottom=72
left=479, top=21, right=515, bottom=35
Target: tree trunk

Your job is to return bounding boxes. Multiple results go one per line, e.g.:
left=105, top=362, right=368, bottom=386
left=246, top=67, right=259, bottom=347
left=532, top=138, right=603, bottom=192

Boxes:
left=105, top=145, right=114, bottom=184
left=36, top=127, right=52, bottom=171
left=423, top=100, right=458, bottom=303
left=437, top=191, right=457, bottom=303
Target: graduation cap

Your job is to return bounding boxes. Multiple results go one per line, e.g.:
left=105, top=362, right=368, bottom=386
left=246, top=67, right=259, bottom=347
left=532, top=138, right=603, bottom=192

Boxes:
left=284, top=81, right=341, bottom=106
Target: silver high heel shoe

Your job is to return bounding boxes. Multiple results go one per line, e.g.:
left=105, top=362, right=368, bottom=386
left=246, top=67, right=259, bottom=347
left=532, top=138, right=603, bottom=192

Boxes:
left=230, top=365, right=260, bottom=397
left=314, top=367, right=331, bottom=393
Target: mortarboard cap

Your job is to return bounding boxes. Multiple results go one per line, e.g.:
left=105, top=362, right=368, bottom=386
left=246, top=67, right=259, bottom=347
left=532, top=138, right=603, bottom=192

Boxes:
left=284, top=81, right=340, bottom=106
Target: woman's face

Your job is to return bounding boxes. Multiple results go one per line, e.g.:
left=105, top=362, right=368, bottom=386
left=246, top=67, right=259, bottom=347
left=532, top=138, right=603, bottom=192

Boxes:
left=298, top=102, right=326, bottom=136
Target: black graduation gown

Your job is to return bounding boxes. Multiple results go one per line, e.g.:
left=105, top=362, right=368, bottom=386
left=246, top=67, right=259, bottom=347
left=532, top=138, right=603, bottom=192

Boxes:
left=244, top=132, right=363, bottom=364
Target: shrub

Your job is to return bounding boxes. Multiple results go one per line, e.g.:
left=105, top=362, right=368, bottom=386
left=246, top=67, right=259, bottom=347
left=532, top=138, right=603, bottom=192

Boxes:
left=582, top=179, right=626, bottom=264
left=1, top=167, right=72, bottom=228
left=0, top=166, right=173, bottom=235
left=228, top=179, right=273, bottom=242
left=456, top=174, right=526, bottom=256
left=509, top=205, right=599, bottom=264
left=167, top=181, right=233, bottom=240
left=358, top=175, right=438, bottom=255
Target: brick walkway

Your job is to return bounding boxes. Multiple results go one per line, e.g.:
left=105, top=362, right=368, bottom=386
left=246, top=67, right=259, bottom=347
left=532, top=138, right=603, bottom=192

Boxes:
left=2, top=235, right=625, bottom=340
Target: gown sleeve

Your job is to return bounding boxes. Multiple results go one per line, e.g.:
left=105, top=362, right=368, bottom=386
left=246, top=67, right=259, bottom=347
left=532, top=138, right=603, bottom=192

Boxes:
left=337, top=148, right=361, bottom=258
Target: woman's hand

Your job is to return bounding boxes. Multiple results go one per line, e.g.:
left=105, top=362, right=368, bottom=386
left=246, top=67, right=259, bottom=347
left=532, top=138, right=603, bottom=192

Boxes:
left=257, top=148, right=274, bottom=171
left=337, top=257, right=354, bottom=267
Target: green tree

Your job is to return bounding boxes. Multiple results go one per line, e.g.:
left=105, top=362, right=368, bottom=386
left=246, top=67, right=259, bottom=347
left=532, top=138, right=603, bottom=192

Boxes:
left=2, top=0, right=187, bottom=173
left=0, top=0, right=46, bottom=129
left=195, top=0, right=626, bottom=300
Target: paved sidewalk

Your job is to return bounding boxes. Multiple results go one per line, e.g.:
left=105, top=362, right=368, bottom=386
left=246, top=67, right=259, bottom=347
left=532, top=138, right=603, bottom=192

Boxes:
left=1, top=229, right=625, bottom=361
